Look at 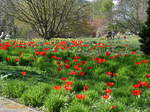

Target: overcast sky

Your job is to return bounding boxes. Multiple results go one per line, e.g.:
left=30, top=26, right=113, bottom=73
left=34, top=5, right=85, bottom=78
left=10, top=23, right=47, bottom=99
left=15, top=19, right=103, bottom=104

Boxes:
left=86, top=0, right=118, bottom=5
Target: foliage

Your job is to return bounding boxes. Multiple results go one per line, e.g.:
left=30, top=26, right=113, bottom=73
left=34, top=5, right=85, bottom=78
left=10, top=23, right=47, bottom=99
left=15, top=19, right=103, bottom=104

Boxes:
left=139, top=0, right=150, bottom=55
left=2, top=80, right=28, bottom=98
left=20, top=83, right=50, bottom=107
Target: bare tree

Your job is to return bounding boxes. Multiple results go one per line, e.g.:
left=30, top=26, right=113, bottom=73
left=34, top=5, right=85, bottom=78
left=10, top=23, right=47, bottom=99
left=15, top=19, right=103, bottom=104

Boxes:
left=3, top=0, right=88, bottom=39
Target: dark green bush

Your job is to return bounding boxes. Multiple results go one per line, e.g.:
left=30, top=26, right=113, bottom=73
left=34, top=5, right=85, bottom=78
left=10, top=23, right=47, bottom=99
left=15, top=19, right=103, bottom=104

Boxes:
left=139, top=0, right=150, bottom=55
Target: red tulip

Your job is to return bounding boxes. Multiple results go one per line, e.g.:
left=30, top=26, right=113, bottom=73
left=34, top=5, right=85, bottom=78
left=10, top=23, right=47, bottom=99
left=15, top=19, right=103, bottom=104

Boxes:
left=83, top=85, right=90, bottom=91
left=102, top=95, right=111, bottom=100
left=104, top=89, right=112, bottom=94
left=53, top=85, right=62, bottom=90
left=133, top=84, right=141, bottom=88
left=64, top=86, right=73, bottom=91
left=76, top=94, right=86, bottom=100
left=60, top=77, right=67, bottom=81
left=15, top=58, right=20, bottom=62
left=132, top=90, right=142, bottom=96
left=106, top=82, right=115, bottom=87
left=21, top=72, right=27, bottom=76
left=105, top=52, right=111, bottom=56
left=146, top=74, right=150, bottom=78
left=65, top=81, right=73, bottom=86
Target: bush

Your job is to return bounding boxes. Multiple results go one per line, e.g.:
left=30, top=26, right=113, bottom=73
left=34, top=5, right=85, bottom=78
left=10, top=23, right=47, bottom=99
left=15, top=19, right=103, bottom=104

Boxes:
left=2, top=80, right=28, bottom=98
left=139, top=0, right=150, bottom=55
left=65, top=103, right=90, bottom=112
left=44, top=91, right=68, bottom=112
left=20, top=83, right=50, bottom=107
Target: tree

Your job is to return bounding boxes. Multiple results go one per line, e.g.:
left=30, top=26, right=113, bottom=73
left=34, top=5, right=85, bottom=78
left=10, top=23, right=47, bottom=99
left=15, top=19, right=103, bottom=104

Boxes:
left=3, top=0, right=88, bottom=39
left=0, top=0, right=16, bottom=35
left=88, top=0, right=114, bottom=35
left=139, top=0, right=150, bottom=55
left=111, top=0, right=148, bottom=33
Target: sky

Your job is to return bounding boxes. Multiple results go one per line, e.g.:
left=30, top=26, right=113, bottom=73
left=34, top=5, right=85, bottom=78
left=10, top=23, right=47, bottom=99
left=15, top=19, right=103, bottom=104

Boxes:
left=86, top=0, right=119, bottom=5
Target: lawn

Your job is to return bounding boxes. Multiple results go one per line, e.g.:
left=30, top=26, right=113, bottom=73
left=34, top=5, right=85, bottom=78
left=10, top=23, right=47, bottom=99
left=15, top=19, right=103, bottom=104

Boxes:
left=0, top=36, right=150, bottom=112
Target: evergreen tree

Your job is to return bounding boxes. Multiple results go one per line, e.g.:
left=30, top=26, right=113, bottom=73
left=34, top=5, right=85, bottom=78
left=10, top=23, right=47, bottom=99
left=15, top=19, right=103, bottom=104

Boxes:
left=139, top=0, right=150, bottom=55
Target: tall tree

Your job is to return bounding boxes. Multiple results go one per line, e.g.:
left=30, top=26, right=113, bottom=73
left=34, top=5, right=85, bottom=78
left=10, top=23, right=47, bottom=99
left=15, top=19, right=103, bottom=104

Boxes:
left=111, top=0, right=148, bottom=33
left=0, top=0, right=15, bottom=35
left=139, top=0, right=150, bottom=55
left=3, top=0, right=88, bottom=39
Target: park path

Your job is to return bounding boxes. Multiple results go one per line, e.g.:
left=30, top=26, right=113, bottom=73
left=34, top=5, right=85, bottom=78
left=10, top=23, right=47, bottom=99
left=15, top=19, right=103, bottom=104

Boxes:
left=0, top=97, right=42, bottom=112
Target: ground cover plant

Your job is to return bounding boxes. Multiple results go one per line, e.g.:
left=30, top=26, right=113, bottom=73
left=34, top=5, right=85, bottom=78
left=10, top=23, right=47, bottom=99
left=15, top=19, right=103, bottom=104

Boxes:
left=0, top=37, right=150, bottom=112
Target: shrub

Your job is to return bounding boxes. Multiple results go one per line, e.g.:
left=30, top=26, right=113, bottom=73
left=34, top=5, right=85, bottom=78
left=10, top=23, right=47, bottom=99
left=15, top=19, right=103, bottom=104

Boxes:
left=2, top=80, right=28, bottom=98
left=44, top=90, right=68, bottom=112
left=65, top=103, right=90, bottom=112
left=139, top=0, right=150, bottom=55
left=20, top=83, right=50, bottom=107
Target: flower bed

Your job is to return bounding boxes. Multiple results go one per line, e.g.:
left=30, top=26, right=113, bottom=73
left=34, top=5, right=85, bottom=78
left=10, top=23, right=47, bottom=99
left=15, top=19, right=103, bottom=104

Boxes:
left=0, top=37, right=150, bottom=112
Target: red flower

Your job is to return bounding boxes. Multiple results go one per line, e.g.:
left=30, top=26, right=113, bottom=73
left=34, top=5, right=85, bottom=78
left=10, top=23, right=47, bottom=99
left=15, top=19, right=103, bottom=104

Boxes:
left=15, top=58, right=20, bottom=62
left=74, top=65, right=82, bottom=71
left=146, top=74, right=150, bottom=78
left=56, top=57, right=61, bottom=60
left=83, top=85, right=90, bottom=91
left=76, top=94, right=86, bottom=100
left=80, top=61, right=86, bottom=65
left=106, top=72, right=117, bottom=77
left=87, top=67, right=93, bottom=69
left=35, top=51, right=46, bottom=56
left=135, top=62, right=142, bottom=65
left=130, top=51, right=137, bottom=54
left=6, top=57, right=10, bottom=61
left=21, top=72, right=27, bottom=76
left=53, top=85, right=62, bottom=90
left=65, top=64, right=71, bottom=69
left=79, top=72, right=85, bottom=76
left=102, top=95, right=111, bottom=100
left=74, top=56, right=80, bottom=59
left=69, top=71, right=77, bottom=75
left=104, top=89, right=112, bottom=94
left=109, top=56, right=116, bottom=59
left=52, top=56, right=57, bottom=59
left=105, top=52, right=111, bottom=56
left=43, top=48, right=50, bottom=50
left=147, top=85, right=150, bottom=88
left=132, top=90, right=142, bottom=96
left=83, top=44, right=89, bottom=47
left=106, top=82, right=115, bottom=87
left=57, top=67, right=62, bottom=72
left=142, top=59, right=149, bottom=63
left=133, top=84, right=141, bottom=88
left=111, top=105, right=117, bottom=110
left=65, top=81, right=73, bottom=86
left=74, top=59, right=79, bottom=62
left=64, top=86, right=73, bottom=91
left=96, top=58, right=107, bottom=64
left=60, top=77, right=67, bottom=81
left=139, top=81, right=149, bottom=87
left=64, top=60, right=70, bottom=63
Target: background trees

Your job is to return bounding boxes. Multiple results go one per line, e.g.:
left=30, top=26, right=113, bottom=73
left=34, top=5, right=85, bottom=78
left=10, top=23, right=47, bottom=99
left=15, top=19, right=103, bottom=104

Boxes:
left=0, top=0, right=149, bottom=39
left=3, top=0, right=90, bottom=39
left=0, top=0, right=16, bottom=36
left=111, top=0, right=148, bottom=33
left=139, top=0, right=150, bottom=55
